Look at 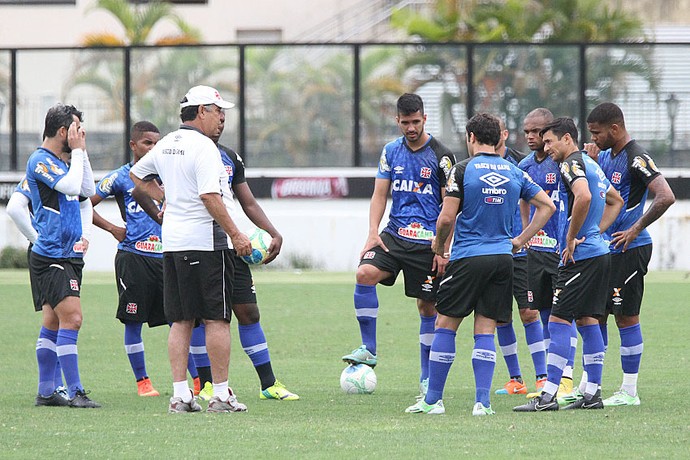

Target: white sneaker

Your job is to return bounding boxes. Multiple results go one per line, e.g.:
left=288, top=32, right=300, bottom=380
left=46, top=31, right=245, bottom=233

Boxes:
left=472, top=402, right=496, bottom=416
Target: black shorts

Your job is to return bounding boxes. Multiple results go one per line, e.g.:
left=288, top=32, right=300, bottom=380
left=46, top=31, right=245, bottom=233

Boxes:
left=232, top=254, right=257, bottom=305
left=527, top=250, right=560, bottom=311
left=607, top=244, right=652, bottom=317
left=552, top=254, right=611, bottom=322
left=163, top=250, right=235, bottom=323
left=27, top=244, right=44, bottom=311
left=512, top=256, right=529, bottom=308
left=28, top=251, right=83, bottom=310
left=359, top=232, right=438, bottom=300
left=115, top=250, right=166, bottom=327
left=436, top=254, right=514, bottom=323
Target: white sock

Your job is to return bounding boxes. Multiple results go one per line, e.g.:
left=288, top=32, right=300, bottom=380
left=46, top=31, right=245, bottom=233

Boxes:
left=213, top=381, right=230, bottom=400
left=621, top=373, right=638, bottom=396
left=173, top=380, right=191, bottom=402
left=562, top=365, right=573, bottom=379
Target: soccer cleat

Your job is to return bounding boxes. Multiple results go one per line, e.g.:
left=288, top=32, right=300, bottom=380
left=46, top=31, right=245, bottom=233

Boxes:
left=137, top=377, right=160, bottom=397
left=535, top=377, right=547, bottom=391
left=415, top=378, right=429, bottom=401
left=260, top=381, right=300, bottom=400
left=472, top=402, right=496, bottom=416
left=513, top=395, right=559, bottom=412
left=35, top=391, right=70, bottom=407
left=69, top=389, right=101, bottom=408
left=55, top=386, right=69, bottom=400
left=193, top=377, right=201, bottom=396
left=405, top=399, right=445, bottom=415
left=603, top=389, right=641, bottom=407
left=556, top=376, right=573, bottom=398
left=342, top=345, right=377, bottom=368
left=557, top=388, right=584, bottom=406
left=525, top=390, right=540, bottom=399
left=495, top=378, right=527, bottom=395
left=169, top=391, right=202, bottom=413
left=198, top=381, right=214, bottom=401
left=207, top=390, right=247, bottom=413
left=563, top=391, right=604, bottom=410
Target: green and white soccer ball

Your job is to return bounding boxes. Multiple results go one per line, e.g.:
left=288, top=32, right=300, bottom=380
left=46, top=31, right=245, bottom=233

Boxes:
left=241, top=227, right=272, bottom=265
left=340, top=364, right=377, bottom=394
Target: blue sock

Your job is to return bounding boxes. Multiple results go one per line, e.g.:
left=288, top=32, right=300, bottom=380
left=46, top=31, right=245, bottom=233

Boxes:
left=419, top=315, right=436, bottom=382
left=578, top=324, right=605, bottom=397
left=354, top=284, right=378, bottom=355
left=239, top=322, right=271, bottom=366
left=539, top=309, right=551, bottom=349
left=496, top=323, right=521, bottom=379
left=543, top=321, right=572, bottom=400
left=190, top=324, right=210, bottom=368
left=600, top=323, right=609, bottom=353
left=472, top=334, right=496, bottom=407
left=524, top=320, right=547, bottom=377
left=56, top=329, right=82, bottom=398
left=620, top=323, right=643, bottom=375
left=36, top=327, right=59, bottom=396
left=425, top=328, right=456, bottom=405
left=124, top=322, right=147, bottom=380
left=54, top=361, right=64, bottom=389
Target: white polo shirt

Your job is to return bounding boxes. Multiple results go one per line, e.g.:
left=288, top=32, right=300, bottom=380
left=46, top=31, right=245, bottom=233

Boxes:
left=131, top=125, right=235, bottom=252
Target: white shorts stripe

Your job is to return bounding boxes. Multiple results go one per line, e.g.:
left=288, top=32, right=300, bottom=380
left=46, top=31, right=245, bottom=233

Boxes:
left=620, top=343, right=644, bottom=356
left=430, top=351, right=455, bottom=364
left=355, top=308, right=378, bottom=318
left=56, top=344, right=78, bottom=356
left=624, top=271, right=639, bottom=285
left=125, top=342, right=144, bottom=354
left=243, top=343, right=268, bottom=356
left=439, top=275, right=452, bottom=286
left=564, top=272, right=581, bottom=286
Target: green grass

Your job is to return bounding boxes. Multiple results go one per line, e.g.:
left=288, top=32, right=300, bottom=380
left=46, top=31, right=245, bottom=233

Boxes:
left=0, top=270, right=688, bottom=459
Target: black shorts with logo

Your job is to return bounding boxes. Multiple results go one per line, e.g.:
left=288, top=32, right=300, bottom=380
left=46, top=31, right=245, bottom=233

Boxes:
left=551, top=254, right=611, bottom=322
left=436, top=254, right=514, bottom=323
left=606, top=244, right=652, bottom=317
left=28, top=251, right=83, bottom=310
left=115, top=250, right=166, bottom=327
left=527, top=249, right=560, bottom=311
left=512, top=255, right=529, bottom=308
left=231, top=254, right=257, bottom=305
left=359, top=232, right=439, bottom=301
left=163, top=249, right=235, bottom=323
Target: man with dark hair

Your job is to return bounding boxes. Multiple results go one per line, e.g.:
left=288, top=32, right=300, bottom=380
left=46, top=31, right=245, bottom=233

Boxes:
left=514, top=117, right=623, bottom=412
left=130, top=85, right=252, bottom=413
left=26, top=103, right=99, bottom=408
left=406, top=113, right=555, bottom=415
left=585, top=102, right=675, bottom=406
left=342, top=93, right=455, bottom=399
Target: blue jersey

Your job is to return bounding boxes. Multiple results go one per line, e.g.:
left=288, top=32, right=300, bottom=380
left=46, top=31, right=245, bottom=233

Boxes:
left=557, top=152, right=610, bottom=263
left=377, top=135, right=455, bottom=244
left=218, top=144, right=246, bottom=188
left=597, top=140, right=659, bottom=254
left=519, top=152, right=561, bottom=253
left=26, top=147, right=83, bottom=259
left=503, top=147, right=527, bottom=258
left=96, top=163, right=163, bottom=258
left=446, top=153, right=543, bottom=260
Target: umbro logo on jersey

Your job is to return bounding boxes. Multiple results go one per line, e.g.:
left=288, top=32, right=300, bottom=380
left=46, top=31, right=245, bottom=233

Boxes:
left=394, top=166, right=405, bottom=174
left=479, top=172, right=509, bottom=187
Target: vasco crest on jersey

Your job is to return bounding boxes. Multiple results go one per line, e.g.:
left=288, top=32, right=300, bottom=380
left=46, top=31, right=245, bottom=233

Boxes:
left=632, top=154, right=659, bottom=177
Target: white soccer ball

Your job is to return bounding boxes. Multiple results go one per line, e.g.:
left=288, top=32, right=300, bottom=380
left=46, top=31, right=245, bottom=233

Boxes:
left=340, top=364, right=377, bottom=394
left=241, top=227, right=272, bottom=265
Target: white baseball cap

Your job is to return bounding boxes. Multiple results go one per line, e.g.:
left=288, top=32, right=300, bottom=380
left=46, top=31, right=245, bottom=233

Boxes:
left=180, top=85, right=235, bottom=109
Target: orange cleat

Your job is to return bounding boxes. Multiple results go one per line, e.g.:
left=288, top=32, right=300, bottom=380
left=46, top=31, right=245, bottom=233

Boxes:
left=137, top=377, right=160, bottom=397
left=495, top=378, right=527, bottom=395
left=193, top=376, right=201, bottom=396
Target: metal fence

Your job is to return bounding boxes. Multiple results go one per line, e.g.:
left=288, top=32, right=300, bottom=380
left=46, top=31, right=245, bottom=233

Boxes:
left=0, top=41, right=688, bottom=172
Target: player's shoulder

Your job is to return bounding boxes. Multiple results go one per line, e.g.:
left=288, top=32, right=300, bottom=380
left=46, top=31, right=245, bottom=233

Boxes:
left=506, top=147, right=527, bottom=163
left=427, top=136, right=455, bottom=158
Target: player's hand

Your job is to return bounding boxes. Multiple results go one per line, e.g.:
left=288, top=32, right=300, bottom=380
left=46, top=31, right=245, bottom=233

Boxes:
left=263, top=233, right=283, bottom=264
left=67, top=122, right=86, bottom=151
left=561, top=236, right=585, bottom=265
left=432, top=253, right=449, bottom=276
left=360, top=234, right=388, bottom=259
left=81, top=237, right=90, bottom=255
left=611, top=227, right=640, bottom=252
left=231, top=231, right=252, bottom=257
left=111, top=226, right=126, bottom=242
left=583, top=143, right=600, bottom=162
left=510, top=237, right=527, bottom=254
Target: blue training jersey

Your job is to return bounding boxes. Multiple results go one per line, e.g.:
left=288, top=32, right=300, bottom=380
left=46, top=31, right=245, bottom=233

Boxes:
left=96, top=163, right=163, bottom=257
left=218, top=144, right=246, bottom=188
left=377, top=135, right=455, bottom=244
left=597, top=140, right=660, bottom=254
left=26, top=147, right=83, bottom=259
left=503, top=147, right=527, bottom=258
left=557, top=151, right=610, bottom=263
left=519, top=152, right=561, bottom=253
left=446, top=152, right=543, bottom=260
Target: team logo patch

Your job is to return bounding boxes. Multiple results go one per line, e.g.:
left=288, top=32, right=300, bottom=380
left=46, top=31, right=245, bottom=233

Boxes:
left=446, top=166, right=459, bottom=193
left=484, top=196, right=504, bottom=204
left=552, top=288, right=561, bottom=305
left=421, top=275, right=435, bottom=292
left=527, top=290, right=533, bottom=303
left=69, top=279, right=79, bottom=291
left=98, top=174, right=116, bottom=194
left=611, top=171, right=622, bottom=184
left=225, top=165, right=233, bottom=176
left=612, top=287, right=623, bottom=306
left=362, top=251, right=376, bottom=260
left=378, top=151, right=391, bottom=172
left=126, top=303, right=138, bottom=314
left=570, top=161, right=585, bottom=177
left=420, top=167, right=432, bottom=179
left=632, top=155, right=654, bottom=177
left=439, top=156, right=453, bottom=178
left=545, top=173, right=557, bottom=184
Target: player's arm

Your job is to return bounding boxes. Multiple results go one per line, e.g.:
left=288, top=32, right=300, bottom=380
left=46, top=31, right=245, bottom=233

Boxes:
left=233, top=181, right=282, bottom=264
left=80, top=197, right=93, bottom=255
left=562, top=178, right=590, bottom=264
left=53, top=122, right=87, bottom=196
left=433, top=195, right=460, bottom=256
left=513, top=190, right=555, bottom=252
left=360, top=178, right=391, bottom=257
left=519, top=199, right=530, bottom=230
left=199, top=192, right=251, bottom=257
left=80, top=150, right=96, bottom=197
left=90, top=194, right=126, bottom=242
left=131, top=180, right=164, bottom=226
left=6, top=192, right=38, bottom=243
left=611, top=175, right=675, bottom=251
left=599, top=185, right=624, bottom=235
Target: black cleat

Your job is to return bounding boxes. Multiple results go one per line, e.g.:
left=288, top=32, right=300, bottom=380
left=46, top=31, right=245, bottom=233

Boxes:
left=513, top=394, right=559, bottom=412
left=35, top=391, right=70, bottom=407
left=69, top=389, right=101, bottom=408
left=563, top=391, right=604, bottom=410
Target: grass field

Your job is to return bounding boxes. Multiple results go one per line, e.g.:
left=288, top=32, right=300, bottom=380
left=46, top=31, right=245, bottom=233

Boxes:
left=0, top=269, right=688, bottom=459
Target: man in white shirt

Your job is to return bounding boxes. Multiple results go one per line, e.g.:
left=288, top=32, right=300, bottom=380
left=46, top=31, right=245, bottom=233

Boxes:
left=130, top=85, right=252, bottom=413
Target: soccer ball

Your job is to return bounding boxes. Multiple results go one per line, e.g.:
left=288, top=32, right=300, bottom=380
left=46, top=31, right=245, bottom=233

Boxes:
left=241, top=227, right=272, bottom=265
left=340, top=364, right=377, bottom=394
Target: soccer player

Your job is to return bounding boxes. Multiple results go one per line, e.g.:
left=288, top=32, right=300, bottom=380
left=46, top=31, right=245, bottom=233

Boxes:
left=342, top=93, right=455, bottom=399
left=494, top=117, right=547, bottom=396
left=130, top=85, right=252, bottom=413
left=91, top=121, right=167, bottom=397
left=585, top=102, right=675, bottom=406
left=514, top=117, right=623, bottom=412
left=25, top=103, right=99, bottom=408
left=406, top=113, right=555, bottom=415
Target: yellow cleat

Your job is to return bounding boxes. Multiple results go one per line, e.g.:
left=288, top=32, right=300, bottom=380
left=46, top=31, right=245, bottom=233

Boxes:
left=260, top=381, right=300, bottom=400
left=198, top=381, right=214, bottom=401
